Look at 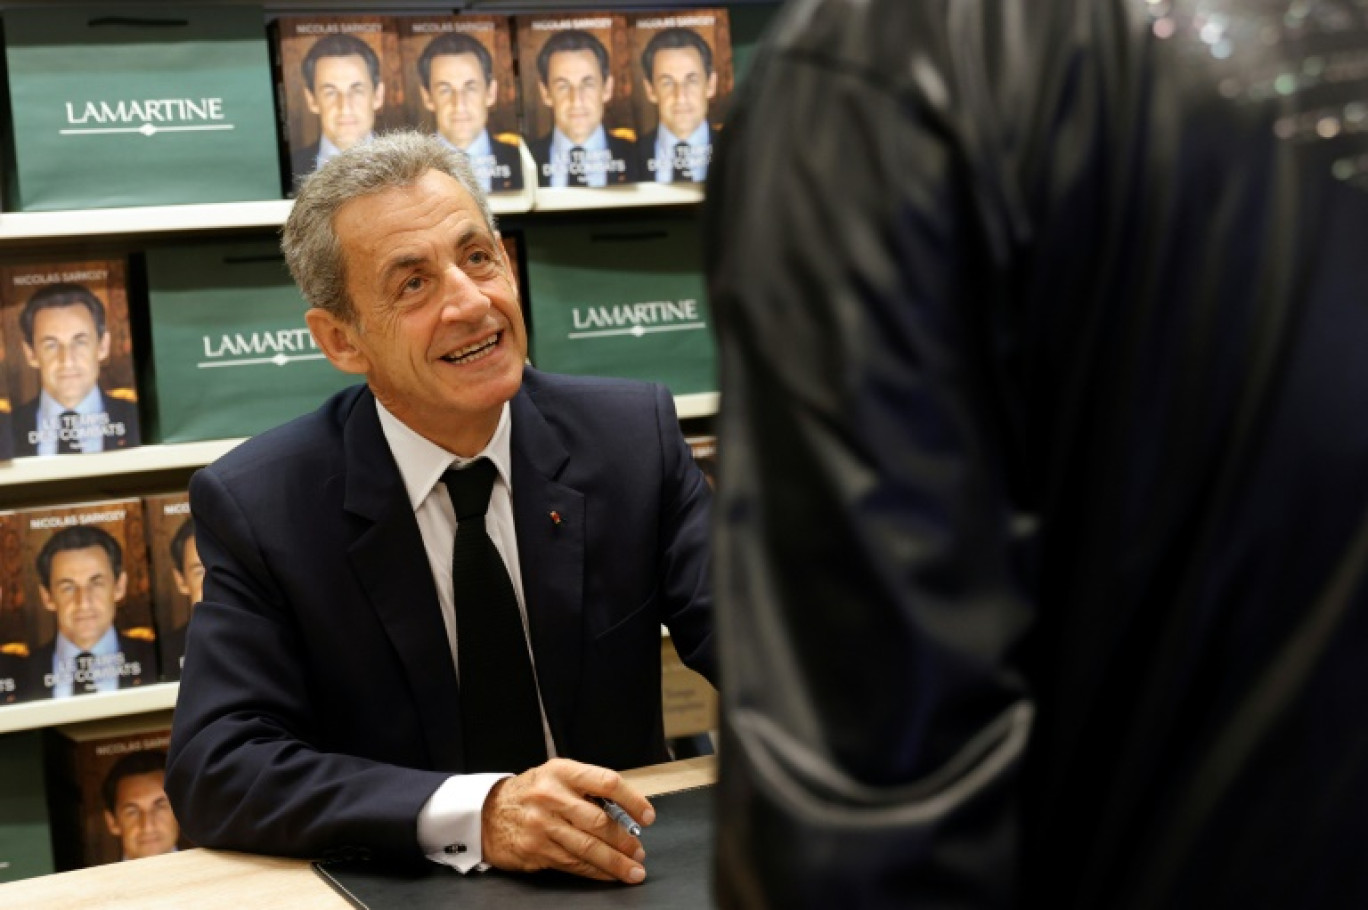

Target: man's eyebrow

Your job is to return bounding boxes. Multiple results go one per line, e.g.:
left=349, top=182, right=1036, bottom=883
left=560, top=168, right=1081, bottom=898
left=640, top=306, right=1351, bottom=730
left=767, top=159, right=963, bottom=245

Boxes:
left=379, top=254, right=428, bottom=288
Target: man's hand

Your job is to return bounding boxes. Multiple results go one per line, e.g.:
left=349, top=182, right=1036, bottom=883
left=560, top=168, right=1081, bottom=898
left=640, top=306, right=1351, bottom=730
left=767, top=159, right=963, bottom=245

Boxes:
left=481, top=758, right=656, bottom=883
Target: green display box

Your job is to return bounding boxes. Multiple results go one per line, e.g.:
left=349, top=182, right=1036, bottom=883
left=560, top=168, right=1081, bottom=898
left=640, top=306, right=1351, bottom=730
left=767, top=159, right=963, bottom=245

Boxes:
left=143, top=240, right=356, bottom=443
left=524, top=217, right=716, bottom=396
left=3, top=5, right=281, bottom=211
left=0, top=732, right=54, bottom=882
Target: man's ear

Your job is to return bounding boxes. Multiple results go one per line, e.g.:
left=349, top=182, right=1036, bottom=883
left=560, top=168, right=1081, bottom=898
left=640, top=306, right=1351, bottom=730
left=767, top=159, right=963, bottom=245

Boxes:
left=706, top=71, right=718, bottom=101
left=372, top=81, right=385, bottom=110
left=104, top=810, right=122, bottom=837
left=97, top=330, right=112, bottom=363
left=419, top=84, right=436, bottom=113
left=602, top=74, right=614, bottom=102
left=113, top=571, right=128, bottom=604
left=644, top=80, right=660, bottom=106
left=485, top=78, right=499, bottom=108
left=38, top=585, right=56, bottom=614
left=539, top=81, right=553, bottom=109
left=172, top=569, right=190, bottom=598
left=22, top=342, right=38, bottom=370
left=304, top=87, right=321, bottom=116
left=306, top=308, right=371, bottom=375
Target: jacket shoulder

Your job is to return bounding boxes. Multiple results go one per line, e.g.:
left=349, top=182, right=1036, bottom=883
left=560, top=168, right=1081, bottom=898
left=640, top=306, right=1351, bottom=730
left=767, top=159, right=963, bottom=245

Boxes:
left=200, top=383, right=366, bottom=484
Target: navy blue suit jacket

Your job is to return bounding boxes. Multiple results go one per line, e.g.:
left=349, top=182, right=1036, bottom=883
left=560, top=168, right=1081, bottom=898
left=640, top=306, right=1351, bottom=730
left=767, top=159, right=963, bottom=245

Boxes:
left=165, top=369, right=714, bottom=862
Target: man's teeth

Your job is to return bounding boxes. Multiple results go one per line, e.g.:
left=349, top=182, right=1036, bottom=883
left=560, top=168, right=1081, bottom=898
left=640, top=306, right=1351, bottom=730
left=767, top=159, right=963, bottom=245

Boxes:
left=443, top=333, right=499, bottom=364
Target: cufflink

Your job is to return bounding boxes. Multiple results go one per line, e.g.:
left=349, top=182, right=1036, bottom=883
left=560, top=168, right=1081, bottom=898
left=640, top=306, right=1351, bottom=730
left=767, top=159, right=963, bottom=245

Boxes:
left=444, top=843, right=468, bottom=855
left=549, top=510, right=563, bottom=526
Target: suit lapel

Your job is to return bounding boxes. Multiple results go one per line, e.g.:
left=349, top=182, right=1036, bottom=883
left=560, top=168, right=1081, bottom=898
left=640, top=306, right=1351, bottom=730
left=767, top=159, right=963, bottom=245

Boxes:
left=341, top=389, right=465, bottom=772
left=510, top=384, right=585, bottom=754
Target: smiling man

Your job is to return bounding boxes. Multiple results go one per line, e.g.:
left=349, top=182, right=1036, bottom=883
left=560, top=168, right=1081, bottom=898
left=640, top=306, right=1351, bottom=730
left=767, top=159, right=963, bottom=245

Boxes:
left=14, top=283, right=139, bottom=456
left=166, top=131, right=714, bottom=883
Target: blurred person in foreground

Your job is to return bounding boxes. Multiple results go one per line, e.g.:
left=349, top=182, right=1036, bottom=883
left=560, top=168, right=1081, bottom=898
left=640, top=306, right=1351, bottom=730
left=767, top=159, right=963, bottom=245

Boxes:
left=706, top=0, right=1368, bottom=906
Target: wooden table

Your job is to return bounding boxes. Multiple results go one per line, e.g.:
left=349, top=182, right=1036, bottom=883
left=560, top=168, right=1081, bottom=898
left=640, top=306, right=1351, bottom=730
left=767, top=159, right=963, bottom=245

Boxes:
left=0, top=755, right=716, bottom=910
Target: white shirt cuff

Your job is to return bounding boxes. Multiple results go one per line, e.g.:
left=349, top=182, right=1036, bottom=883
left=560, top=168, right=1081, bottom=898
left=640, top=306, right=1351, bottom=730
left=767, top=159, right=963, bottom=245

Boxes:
left=417, top=773, right=511, bottom=872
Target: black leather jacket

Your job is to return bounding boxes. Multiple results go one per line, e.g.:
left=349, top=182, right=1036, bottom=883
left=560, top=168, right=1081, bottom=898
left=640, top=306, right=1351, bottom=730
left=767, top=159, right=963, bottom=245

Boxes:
left=706, top=1, right=1368, bottom=906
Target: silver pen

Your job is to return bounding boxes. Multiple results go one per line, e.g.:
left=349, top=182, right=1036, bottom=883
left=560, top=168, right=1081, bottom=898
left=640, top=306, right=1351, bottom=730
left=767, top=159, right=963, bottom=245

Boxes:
left=592, top=796, right=643, bottom=836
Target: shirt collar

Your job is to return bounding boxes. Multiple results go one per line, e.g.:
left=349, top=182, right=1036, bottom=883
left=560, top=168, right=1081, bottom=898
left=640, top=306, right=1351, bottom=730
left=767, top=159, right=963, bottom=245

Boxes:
left=38, top=386, right=103, bottom=421
left=551, top=125, right=608, bottom=157
left=54, top=626, right=119, bottom=662
left=655, top=121, right=710, bottom=155
left=375, top=398, right=514, bottom=512
left=317, top=132, right=375, bottom=168
left=437, top=129, right=492, bottom=158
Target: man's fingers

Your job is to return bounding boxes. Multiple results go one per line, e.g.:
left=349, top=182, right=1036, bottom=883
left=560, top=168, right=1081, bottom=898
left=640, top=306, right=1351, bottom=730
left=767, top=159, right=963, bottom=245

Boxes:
left=558, top=760, right=654, bottom=828
left=549, top=820, right=646, bottom=884
left=542, top=841, right=615, bottom=882
left=560, top=795, right=644, bottom=859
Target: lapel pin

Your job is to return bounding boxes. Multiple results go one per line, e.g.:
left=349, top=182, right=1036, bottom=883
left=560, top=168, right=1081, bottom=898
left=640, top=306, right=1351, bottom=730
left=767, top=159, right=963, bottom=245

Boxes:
left=549, top=510, right=563, bottom=526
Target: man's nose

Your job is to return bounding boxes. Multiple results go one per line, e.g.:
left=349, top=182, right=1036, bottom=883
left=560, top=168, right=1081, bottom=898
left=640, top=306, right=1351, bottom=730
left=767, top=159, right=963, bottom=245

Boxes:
left=438, top=265, right=490, bottom=321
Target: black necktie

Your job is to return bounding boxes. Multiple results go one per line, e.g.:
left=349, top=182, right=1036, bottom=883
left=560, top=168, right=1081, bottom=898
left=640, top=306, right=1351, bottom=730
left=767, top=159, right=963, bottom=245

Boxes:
left=443, top=459, right=546, bottom=773
left=568, top=146, right=589, bottom=187
left=58, top=410, right=80, bottom=454
left=672, top=142, right=694, bottom=182
left=74, top=651, right=97, bottom=694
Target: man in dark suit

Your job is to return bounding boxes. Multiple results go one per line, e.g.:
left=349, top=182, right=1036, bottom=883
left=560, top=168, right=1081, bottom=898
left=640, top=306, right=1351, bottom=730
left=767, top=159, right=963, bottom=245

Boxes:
left=527, top=29, right=637, bottom=188
left=636, top=27, right=716, bottom=184
left=289, top=33, right=385, bottom=186
left=417, top=31, right=522, bottom=194
left=12, top=283, right=139, bottom=457
left=28, top=525, right=156, bottom=698
left=166, top=131, right=712, bottom=885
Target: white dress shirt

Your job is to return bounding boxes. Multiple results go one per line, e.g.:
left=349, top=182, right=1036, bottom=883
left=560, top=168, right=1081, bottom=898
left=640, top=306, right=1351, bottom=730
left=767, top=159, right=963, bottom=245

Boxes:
left=374, top=398, right=556, bottom=872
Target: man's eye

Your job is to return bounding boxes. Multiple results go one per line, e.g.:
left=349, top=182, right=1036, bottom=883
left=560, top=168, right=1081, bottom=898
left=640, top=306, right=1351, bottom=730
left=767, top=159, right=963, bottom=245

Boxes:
left=402, top=276, right=425, bottom=293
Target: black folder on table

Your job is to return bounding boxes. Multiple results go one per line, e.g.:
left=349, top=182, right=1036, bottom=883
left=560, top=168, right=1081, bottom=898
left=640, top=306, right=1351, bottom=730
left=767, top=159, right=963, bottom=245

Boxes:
left=313, top=785, right=715, bottom=909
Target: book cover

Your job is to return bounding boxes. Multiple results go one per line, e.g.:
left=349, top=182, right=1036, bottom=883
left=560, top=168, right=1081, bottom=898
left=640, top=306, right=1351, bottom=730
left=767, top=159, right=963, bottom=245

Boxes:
left=142, top=492, right=196, bottom=681
left=0, top=320, right=12, bottom=462
left=627, top=10, right=733, bottom=185
left=514, top=12, right=639, bottom=188
left=0, top=511, right=28, bottom=706
left=142, top=238, right=356, bottom=444
left=397, top=15, right=523, bottom=193
left=271, top=15, right=403, bottom=192
left=16, top=498, right=157, bottom=700
left=44, top=711, right=181, bottom=870
left=0, top=259, right=140, bottom=458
